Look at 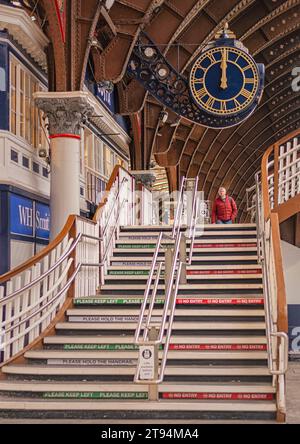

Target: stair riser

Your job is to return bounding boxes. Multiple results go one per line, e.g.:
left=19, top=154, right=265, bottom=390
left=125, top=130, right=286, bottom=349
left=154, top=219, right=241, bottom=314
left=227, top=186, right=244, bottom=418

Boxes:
left=28, top=358, right=268, bottom=366
left=6, top=374, right=273, bottom=383
left=67, top=316, right=265, bottom=323
left=0, top=391, right=274, bottom=401
left=55, top=329, right=266, bottom=337
left=103, top=279, right=263, bottom=285
left=113, top=251, right=258, bottom=257
left=74, top=298, right=265, bottom=307
left=111, top=260, right=259, bottom=266
left=98, top=289, right=263, bottom=296
left=44, top=344, right=267, bottom=351
left=0, top=409, right=276, bottom=421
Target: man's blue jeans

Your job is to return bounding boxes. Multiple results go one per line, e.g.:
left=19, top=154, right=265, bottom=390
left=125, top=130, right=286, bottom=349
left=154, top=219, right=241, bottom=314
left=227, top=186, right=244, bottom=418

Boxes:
left=216, top=220, right=233, bottom=224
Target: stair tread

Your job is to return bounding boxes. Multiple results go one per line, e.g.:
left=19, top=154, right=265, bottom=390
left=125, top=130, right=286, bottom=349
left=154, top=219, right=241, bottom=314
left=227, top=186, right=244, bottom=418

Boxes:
left=104, top=274, right=262, bottom=280
left=120, top=224, right=256, bottom=230
left=119, top=231, right=257, bottom=237
left=115, top=239, right=257, bottom=244
left=101, top=284, right=263, bottom=290
left=110, top=256, right=258, bottom=261
left=44, top=336, right=267, bottom=344
left=0, top=381, right=275, bottom=393
left=24, top=350, right=268, bottom=359
left=0, top=399, right=276, bottom=412
left=55, top=321, right=266, bottom=330
left=108, top=264, right=262, bottom=270
left=2, top=365, right=271, bottom=376
left=67, top=309, right=265, bottom=316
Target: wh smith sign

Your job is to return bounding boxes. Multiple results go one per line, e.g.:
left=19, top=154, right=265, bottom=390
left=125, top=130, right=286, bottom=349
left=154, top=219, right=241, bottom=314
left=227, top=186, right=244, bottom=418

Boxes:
left=10, top=194, right=50, bottom=240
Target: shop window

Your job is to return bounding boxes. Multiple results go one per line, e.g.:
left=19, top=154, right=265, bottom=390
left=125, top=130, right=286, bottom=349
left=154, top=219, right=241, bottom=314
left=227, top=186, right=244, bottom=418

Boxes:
left=22, top=156, right=29, bottom=168
left=9, top=55, right=48, bottom=150
left=42, top=167, right=49, bottom=178
left=11, top=149, right=18, bottom=163
left=33, top=162, right=40, bottom=174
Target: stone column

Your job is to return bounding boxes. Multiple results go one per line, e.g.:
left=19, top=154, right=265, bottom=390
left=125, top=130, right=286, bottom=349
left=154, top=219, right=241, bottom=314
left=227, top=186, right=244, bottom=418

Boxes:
left=34, top=92, right=94, bottom=239
left=130, top=170, right=156, bottom=225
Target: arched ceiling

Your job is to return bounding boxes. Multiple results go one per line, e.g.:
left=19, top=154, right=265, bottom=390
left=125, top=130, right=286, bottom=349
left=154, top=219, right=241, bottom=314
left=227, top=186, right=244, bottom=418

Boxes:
left=18, top=0, right=300, bottom=221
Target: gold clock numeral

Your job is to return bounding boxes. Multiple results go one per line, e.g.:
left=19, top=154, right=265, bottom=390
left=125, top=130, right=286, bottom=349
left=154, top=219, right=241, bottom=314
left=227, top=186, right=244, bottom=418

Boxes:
left=196, top=88, right=207, bottom=100
left=242, top=65, right=252, bottom=72
left=233, top=98, right=241, bottom=108
left=245, top=78, right=255, bottom=84
left=240, top=89, right=253, bottom=100
left=193, top=78, right=204, bottom=84
left=207, top=53, right=217, bottom=64
left=220, top=101, right=227, bottom=112
left=206, top=96, right=215, bottom=108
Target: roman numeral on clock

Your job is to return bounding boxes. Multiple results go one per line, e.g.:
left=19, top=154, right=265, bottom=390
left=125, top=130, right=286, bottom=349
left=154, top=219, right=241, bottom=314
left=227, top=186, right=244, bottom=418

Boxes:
left=193, top=79, right=204, bottom=84
left=240, top=89, right=253, bottom=100
left=206, top=96, right=215, bottom=108
left=207, top=53, right=217, bottom=64
left=196, top=88, right=207, bottom=100
left=220, top=101, right=227, bottom=111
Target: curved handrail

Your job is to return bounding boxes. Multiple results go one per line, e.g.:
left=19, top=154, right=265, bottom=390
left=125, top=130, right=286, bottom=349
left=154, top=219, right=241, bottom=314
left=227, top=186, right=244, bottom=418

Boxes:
left=0, top=215, right=76, bottom=284
left=254, top=128, right=300, bottom=421
left=93, top=165, right=129, bottom=223
left=0, top=235, right=81, bottom=305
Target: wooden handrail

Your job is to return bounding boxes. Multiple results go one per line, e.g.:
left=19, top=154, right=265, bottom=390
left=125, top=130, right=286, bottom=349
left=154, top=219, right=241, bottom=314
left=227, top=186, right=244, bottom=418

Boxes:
left=93, top=165, right=127, bottom=223
left=271, top=213, right=288, bottom=333
left=0, top=215, right=76, bottom=284
left=261, top=144, right=274, bottom=221
left=260, top=130, right=300, bottom=338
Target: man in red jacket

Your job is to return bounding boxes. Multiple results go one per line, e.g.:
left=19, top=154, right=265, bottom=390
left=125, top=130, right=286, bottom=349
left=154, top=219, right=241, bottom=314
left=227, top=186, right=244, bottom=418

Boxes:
left=212, top=187, right=238, bottom=224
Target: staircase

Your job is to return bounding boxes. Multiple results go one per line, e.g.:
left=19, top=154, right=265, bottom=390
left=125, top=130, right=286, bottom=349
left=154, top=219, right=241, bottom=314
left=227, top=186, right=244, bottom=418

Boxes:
left=0, top=223, right=277, bottom=420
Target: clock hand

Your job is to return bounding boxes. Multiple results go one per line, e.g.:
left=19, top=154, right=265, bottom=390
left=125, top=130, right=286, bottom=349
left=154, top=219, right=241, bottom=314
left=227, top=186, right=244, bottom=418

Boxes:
left=221, top=49, right=228, bottom=90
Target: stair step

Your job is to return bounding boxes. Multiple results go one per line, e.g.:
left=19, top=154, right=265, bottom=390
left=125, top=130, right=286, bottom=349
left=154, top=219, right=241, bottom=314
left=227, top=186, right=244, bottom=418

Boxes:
left=107, top=264, right=262, bottom=272
left=74, top=295, right=264, bottom=305
left=104, top=275, right=262, bottom=284
left=101, top=284, right=263, bottom=290
left=67, top=309, right=264, bottom=317
left=44, top=335, right=267, bottom=346
left=110, top=255, right=259, bottom=265
left=115, top=239, right=257, bottom=245
left=2, top=365, right=271, bottom=377
left=120, top=224, right=256, bottom=231
left=0, top=400, right=277, bottom=419
left=55, top=321, right=266, bottom=331
left=119, top=231, right=257, bottom=239
left=24, top=350, right=268, bottom=361
left=113, top=243, right=257, bottom=253
left=0, top=381, right=275, bottom=401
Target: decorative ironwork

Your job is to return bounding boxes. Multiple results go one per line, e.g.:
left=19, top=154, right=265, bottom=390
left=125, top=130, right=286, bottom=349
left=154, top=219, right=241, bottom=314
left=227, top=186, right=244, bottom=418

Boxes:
left=127, top=32, right=264, bottom=129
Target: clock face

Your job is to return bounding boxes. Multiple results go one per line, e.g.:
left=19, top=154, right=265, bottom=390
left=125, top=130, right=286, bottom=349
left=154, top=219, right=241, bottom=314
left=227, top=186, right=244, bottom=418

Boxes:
left=190, top=46, right=260, bottom=116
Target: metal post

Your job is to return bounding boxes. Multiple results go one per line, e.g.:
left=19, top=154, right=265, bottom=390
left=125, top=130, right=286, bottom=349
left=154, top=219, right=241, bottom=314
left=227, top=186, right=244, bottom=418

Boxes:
left=164, top=245, right=174, bottom=289
left=179, top=233, right=187, bottom=284
left=148, top=327, right=159, bottom=401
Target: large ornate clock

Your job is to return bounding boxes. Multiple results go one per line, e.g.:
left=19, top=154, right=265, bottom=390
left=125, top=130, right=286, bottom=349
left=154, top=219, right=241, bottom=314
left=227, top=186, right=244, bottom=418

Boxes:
left=128, top=24, right=265, bottom=129
left=189, top=24, right=264, bottom=124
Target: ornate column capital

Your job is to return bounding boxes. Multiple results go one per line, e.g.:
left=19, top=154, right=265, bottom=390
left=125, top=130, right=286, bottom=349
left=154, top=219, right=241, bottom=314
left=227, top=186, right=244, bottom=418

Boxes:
left=131, top=170, right=157, bottom=188
left=33, top=91, right=95, bottom=136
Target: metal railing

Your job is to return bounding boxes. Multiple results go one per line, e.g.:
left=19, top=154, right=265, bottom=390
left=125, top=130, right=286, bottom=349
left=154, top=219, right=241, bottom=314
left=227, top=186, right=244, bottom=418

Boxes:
left=246, top=132, right=300, bottom=420
left=134, top=228, right=183, bottom=390
left=0, top=165, right=152, bottom=365
left=255, top=174, right=288, bottom=373
left=134, top=176, right=200, bottom=395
